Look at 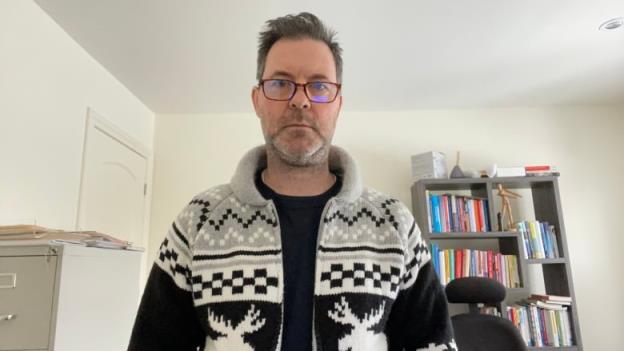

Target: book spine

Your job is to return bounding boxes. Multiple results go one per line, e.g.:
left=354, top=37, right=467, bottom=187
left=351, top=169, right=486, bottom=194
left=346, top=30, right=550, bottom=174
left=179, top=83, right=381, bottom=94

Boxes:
left=487, top=250, right=494, bottom=279
left=563, top=308, right=573, bottom=346
left=479, top=199, right=486, bottom=232
left=463, top=249, right=470, bottom=277
left=518, top=221, right=530, bottom=258
left=442, top=195, right=449, bottom=232
left=536, top=221, right=547, bottom=259
left=444, top=249, right=451, bottom=284
left=549, top=225, right=560, bottom=258
left=493, top=253, right=499, bottom=283
left=521, top=307, right=531, bottom=346
left=449, top=248, right=455, bottom=282
left=470, top=250, right=476, bottom=277
left=502, top=254, right=506, bottom=285
left=544, top=309, right=555, bottom=346
left=505, top=255, right=512, bottom=288
left=431, top=195, right=442, bottom=233
left=512, top=255, right=519, bottom=287
left=439, top=250, right=446, bottom=285
left=530, top=305, right=543, bottom=347
left=529, top=221, right=545, bottom=259
left=455, top=249, right=462, bottom=279
left=541, top=221, right=552, bottom=258
left=433, top=245, right=438, bottom=280
left=539, top=308, right=549, bottom=346
left=426, top=190, right=433, bottom=233
left=474, top=199, right=483, bottom=232
left=450, top=195, right=457, bottom=232
left=551, top=310, right=560, bottom=347
left=468, top=199, right=476, bottom=232
left=483, top=199, right=491, bottom=231
left=525, top=165, right=551, bottom=172
left=523, top=221, right=533, bottom=258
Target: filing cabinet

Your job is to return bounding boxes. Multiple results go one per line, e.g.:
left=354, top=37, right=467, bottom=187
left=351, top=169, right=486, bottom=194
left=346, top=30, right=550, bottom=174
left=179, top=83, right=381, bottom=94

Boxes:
left=0, top=243, right=142, bottom=351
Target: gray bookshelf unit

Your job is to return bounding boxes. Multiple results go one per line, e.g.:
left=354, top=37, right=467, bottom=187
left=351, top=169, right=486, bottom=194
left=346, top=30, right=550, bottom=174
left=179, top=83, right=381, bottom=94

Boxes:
left=411, top=175, right=582, bottom=350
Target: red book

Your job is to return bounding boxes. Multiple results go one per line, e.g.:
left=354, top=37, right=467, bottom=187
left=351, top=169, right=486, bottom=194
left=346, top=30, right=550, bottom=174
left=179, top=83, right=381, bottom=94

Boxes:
left=493, top=253, right=500, bottom=283
left=525, top=165, right=551, bottom=172
left=509, top=308, right=517, bottom=325
left=474, top=200, right=482, bottom=232
left=455, top=250, right=462, bottom=279
left=487, top=250, right=494, bottom=279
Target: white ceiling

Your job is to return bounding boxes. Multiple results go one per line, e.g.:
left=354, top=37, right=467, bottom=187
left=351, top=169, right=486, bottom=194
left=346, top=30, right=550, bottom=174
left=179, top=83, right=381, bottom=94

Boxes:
left=35, top=0, right=624, bottom=114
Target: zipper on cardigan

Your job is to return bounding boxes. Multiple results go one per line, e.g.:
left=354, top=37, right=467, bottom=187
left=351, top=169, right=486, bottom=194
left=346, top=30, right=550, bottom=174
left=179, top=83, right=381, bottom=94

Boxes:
left=312, top=197, right=336, bottom=351
left=267, top=200, right=285, bottom=350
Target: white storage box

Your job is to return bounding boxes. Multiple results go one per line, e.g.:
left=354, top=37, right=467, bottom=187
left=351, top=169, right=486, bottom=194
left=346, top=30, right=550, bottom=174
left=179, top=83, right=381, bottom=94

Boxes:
left=411, top=151, right=448, bottom=180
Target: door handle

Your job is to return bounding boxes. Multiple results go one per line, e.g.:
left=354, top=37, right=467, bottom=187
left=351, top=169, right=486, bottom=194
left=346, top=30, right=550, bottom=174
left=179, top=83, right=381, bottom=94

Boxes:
left=0, top=314, right=17, bottom=321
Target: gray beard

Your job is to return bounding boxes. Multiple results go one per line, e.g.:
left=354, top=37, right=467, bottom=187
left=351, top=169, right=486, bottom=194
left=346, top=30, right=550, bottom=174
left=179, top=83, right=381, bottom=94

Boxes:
left=264, top=133, right=330, bottom=167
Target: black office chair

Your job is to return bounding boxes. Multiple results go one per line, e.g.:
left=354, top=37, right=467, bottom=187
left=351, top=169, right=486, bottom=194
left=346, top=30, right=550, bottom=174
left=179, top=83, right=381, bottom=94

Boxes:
left=445, top=277, right=527, bottom=351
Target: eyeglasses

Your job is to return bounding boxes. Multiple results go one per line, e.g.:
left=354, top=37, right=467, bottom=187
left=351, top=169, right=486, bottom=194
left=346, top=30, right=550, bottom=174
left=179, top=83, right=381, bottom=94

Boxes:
left=259, top=79, right=341, bottom=103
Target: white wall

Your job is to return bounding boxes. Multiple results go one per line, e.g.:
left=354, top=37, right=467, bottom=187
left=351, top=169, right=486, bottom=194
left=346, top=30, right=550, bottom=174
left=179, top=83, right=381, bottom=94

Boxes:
left=0, top=1, right=154, bottom=230
left=151, top=106, right=623, bottom=350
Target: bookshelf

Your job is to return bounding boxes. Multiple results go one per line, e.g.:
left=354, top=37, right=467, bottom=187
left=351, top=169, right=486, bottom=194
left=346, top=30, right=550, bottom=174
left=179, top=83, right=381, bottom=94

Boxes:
left=411, top=175, right=582, bottom=350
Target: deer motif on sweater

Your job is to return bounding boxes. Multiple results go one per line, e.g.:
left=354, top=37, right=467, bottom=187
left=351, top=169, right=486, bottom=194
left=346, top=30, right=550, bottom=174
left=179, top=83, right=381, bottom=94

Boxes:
left=328, top=297, right=388, bottom=351
left=205, top=305, right=265, bottom=351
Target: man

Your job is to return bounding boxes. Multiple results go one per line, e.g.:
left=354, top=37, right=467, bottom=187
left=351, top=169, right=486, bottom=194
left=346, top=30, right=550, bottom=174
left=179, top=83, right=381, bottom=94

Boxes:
left=128, top=12, right=456, bottom=351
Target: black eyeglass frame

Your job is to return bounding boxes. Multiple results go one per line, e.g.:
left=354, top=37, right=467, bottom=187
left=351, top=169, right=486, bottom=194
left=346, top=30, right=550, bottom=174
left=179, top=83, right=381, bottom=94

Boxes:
left=258, top=79, right=342, bottom=103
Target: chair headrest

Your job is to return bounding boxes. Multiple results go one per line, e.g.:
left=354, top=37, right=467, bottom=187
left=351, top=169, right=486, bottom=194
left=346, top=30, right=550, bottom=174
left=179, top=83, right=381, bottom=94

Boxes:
left=445, top=277, right=506, bottom=304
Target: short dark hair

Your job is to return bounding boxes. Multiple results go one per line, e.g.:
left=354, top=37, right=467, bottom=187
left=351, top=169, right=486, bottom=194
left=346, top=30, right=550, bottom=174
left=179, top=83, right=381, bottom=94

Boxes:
left=256, top=12, right=343, bottom=83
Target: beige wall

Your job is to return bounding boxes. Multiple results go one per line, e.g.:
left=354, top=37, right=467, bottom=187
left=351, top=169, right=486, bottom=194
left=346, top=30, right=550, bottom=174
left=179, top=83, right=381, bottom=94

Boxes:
left=152, top=106, right=623, bottom=350
left=0, top=0, right=154, bottom=230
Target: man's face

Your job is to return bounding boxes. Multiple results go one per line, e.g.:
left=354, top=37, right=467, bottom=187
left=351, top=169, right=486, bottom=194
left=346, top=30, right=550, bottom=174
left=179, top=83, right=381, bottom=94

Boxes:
left=252, top=38, right=342, bottom=167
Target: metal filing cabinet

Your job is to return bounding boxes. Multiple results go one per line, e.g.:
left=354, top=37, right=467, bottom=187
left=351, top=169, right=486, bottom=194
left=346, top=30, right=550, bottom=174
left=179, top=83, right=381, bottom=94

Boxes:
left=0, top=243, right=142, bottom=351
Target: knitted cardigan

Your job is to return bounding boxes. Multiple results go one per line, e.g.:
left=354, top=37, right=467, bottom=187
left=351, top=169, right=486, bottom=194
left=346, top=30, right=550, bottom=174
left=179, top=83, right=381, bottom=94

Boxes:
left=128, top=146, right=457, bottom=351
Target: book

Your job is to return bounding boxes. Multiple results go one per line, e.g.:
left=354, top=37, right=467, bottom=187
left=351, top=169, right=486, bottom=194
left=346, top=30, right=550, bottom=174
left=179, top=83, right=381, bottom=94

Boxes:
left=497, top=166, right=526, bottom=177
left=425, top=190, right=433, bottom=233
left=529, top=294, right=572, bottom=304
left=440, top=195, right=449, bottom=233
left=455, top=249, right=462, bottom=279
left=483, top=199, right=490, bottom=231
left=468, top=199, right=476, bottom=232
left=549, top=225, right=560, bottom=258
left=431, top=195, right=442, bottom=232
left=0, top=224, right=61, bottom=236
left=525, top=165, right=559, bottom=176
left=474, top=200, right=482, bottom=232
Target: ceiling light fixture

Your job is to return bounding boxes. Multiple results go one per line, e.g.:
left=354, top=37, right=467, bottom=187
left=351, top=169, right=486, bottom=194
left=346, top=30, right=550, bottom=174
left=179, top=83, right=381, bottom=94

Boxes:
left=599, top=17, right=624, bottom=31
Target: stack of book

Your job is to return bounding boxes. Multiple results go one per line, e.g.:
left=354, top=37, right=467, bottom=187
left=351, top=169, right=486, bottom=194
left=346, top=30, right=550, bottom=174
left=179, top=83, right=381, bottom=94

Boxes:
left=515, top=221, right=560, bottom=259
left=430, top=244, right=520, bottom=288
left=507, top=294, right=574, bottom=347
left=427, top=192, right=491, bottom=233
left=525, top=165, right=559, bottom=177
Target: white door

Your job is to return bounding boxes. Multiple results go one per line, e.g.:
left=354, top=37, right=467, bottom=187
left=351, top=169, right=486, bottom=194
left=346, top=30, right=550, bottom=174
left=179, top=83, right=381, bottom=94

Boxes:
left=77, top=109, right=149, bottom=253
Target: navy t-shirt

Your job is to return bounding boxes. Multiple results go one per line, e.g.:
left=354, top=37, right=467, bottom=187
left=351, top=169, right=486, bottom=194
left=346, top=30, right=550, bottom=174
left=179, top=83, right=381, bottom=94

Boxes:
left=256, top=171, right=341, bottom=351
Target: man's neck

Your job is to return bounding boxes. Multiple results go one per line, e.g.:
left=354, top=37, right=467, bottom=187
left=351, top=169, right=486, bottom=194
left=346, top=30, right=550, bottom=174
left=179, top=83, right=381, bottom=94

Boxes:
left=262, top=153, right=336, bottom=196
